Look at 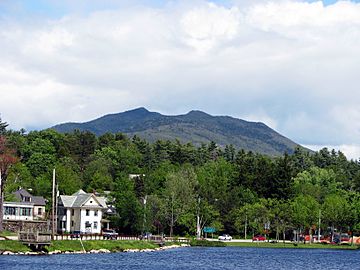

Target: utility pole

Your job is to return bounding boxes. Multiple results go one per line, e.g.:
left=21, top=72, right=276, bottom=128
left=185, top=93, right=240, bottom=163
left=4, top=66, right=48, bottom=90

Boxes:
left=51, top=169, right=55, bottom=240
left=142, top=195, right=147, bottom=237
left=196, top=197, right=201, bottom=239
left=318, top=209, right=321, bottom=242
left=244, top=214, right=247, bottom=240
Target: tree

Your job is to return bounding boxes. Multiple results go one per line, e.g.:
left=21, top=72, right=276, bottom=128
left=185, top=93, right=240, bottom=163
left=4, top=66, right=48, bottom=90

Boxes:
left=235, top=199, right=270, bottom=238
left=322, top=194, right=351, bottom=242
left=0, top=136, right=18, bottom=231
left=83, top=157, right=113, bottom=192
left=0, top=118, right=8, bottom=135
left=268, top=199, right=292, bottom=242
left=292, top=167, right=340, bottom=203
left=162, top=167, right=197, bottom=237
left=4, top=163, right=33, bottom=196
left=291, top=195, right=319, bottom=243
left=112, top=174, right=142, bottom=234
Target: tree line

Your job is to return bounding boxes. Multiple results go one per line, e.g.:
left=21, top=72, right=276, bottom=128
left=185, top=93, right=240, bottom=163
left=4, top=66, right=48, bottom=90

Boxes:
left=1, top=119, right=360, bottom=239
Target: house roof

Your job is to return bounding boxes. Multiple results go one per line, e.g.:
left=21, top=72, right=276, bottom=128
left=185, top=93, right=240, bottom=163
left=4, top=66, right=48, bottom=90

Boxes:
left=59, top=190, right=107, bottom=209
left=14, top=188, right=32, bottom=199
left=13, top=188, right=46, bottom=206
left=31, top=196, right=46, bottom=206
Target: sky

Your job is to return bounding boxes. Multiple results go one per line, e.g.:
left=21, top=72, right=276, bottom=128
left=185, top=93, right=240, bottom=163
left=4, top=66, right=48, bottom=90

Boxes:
left=0, top=0, right=360, bottom=159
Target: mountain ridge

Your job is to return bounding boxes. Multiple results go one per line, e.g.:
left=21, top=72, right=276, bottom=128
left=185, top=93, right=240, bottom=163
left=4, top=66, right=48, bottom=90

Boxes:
left=51, top=107, right=301, bottom=156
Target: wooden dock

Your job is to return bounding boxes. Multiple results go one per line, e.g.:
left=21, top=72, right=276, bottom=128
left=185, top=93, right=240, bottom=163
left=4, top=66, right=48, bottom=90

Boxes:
left=19, top=231, right=52, bottom=250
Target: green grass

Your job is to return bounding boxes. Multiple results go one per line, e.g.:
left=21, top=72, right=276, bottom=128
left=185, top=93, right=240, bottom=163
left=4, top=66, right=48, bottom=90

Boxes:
left=190, top=240, right=226, bottom=247
left=225, top=242, right=360, bottom=250
left=47, top=240, right=159, bottom=252
left=0, top=240, right=31, bottom=252
left=0, top=230, right=17, bottom=237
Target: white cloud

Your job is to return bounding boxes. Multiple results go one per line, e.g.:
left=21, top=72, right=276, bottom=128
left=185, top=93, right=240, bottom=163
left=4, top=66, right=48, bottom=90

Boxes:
left=0, top=0, right=359, bottom=153
left=305, top=144, right=360, bottom=161
left=180, top=3, right=241, bottom=52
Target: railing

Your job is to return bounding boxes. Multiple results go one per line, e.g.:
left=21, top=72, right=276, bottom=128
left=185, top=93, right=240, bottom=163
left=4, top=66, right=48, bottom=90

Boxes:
left=165, top=237, right=191, bottom=243
left=19, top=231, right=51, bottom=244
left=54, top=233, right=140, bottom=241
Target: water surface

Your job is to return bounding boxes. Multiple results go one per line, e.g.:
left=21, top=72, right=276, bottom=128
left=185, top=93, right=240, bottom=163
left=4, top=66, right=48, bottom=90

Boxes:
left=0, top=247, right=358, bottom=270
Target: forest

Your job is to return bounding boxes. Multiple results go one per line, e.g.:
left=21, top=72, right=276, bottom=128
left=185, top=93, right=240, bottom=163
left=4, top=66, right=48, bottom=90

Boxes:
left=2, top=119, right=360, bottom=240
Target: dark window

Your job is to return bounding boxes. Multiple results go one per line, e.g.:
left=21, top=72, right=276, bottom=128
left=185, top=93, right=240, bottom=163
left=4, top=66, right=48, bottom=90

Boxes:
left=38, top=208, right=42, bottom=215
left=23, top=196, right=31, bottom=202
left=94, top=210, right=98, bottom=216
left=72, top=209, right=74, bottom=216
left=86, top=209, right=90, bottom=216
left=20, top=208, right=31, bottom=216
left=4, top=207, right=16, bottom=215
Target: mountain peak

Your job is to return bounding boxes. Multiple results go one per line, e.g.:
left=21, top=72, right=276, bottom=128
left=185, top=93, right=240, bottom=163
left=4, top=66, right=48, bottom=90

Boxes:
left=52, top=107, right=300, bottom=156
left=125, top=107, right=150, bottom=114
left=185, top=110, right=211, bottom=118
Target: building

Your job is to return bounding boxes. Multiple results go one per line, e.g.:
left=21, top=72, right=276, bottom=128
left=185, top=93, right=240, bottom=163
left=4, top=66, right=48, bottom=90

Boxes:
left=57, top=189, right=107, bottom=234
left=3, top=189, right=47, bottom=222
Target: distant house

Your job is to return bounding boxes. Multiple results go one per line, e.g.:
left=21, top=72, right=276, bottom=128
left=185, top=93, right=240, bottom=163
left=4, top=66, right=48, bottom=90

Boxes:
left=3, top=189, right=47, bottom=221
left=57, top=190, right=107, bottom=234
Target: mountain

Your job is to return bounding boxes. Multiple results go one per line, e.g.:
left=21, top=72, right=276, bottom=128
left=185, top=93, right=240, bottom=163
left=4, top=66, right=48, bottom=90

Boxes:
left=51, top=107, right=301, bottom=156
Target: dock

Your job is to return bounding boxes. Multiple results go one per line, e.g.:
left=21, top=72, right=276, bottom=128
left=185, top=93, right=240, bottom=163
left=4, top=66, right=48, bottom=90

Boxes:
left=18, top=231, right=51, bottom=250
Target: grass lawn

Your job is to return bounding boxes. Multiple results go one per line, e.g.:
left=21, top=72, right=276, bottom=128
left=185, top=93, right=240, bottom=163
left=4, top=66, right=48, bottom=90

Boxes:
left=0, top=240, right=31, bottom=252
left=225, top=241, right=360, bottom=250
left=0, top=230, right=18, bottom=237
left=47, top=240, right=159, bottom=252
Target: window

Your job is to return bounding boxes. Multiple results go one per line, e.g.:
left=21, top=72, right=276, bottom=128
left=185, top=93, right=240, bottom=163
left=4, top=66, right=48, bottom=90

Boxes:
left=94, top=210, right=98, bottom=216
left=85, top=221, right=91, bottom=228
left=23, top=196, right=31, bottom=202
left=72, top=209, right=74, bottom=216
left=86, top=209, right=90, bottom=216
left=4, top=207, right=16, bottom=216
left=71, top=221, right=74, bottom=227
left=20, top=208, right=31, bottom=216
left=94, top=221, right=98, bottom=230
left=38, top=208, right=42, bottom=215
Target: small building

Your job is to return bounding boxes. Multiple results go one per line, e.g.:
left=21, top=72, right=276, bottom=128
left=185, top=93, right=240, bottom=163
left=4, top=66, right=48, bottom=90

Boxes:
left=57, top=189, right=107, bottom=234
left=3, top=189, right=46, bottom=222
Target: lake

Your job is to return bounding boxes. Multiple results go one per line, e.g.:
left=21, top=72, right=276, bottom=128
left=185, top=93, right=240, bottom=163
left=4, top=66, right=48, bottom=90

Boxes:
left=0, top=247, right=358, bottom=270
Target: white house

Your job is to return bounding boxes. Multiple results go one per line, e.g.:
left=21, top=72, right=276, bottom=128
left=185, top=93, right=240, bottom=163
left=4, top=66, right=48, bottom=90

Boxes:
left=3, top=189, right=46, bottom=222
left=57, top=190, right=107, bottom=234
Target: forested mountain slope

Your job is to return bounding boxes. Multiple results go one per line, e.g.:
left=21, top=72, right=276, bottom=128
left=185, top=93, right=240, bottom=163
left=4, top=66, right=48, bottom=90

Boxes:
left=52, top=107, right=300, bottom=156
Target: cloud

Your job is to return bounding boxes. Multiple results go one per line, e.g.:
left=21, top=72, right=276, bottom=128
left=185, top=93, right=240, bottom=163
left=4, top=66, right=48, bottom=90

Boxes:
left=305, top=144, right=360, bottom=161
left=0, top=0, right=360, bottom=155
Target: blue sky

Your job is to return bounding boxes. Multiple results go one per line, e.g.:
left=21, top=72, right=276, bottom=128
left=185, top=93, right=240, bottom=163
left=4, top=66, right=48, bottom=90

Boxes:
left=1, top=0, right=359, bottom=17
left=1, top=0, right=360, bottom=159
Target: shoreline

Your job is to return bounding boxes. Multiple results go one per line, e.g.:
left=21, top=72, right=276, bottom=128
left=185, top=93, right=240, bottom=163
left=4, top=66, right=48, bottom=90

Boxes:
left=0, top=242, right=190, bottom=256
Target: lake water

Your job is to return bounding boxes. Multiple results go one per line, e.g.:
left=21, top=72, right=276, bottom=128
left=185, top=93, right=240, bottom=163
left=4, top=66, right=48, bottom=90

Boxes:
left=0, top=247, right=359, bottom=270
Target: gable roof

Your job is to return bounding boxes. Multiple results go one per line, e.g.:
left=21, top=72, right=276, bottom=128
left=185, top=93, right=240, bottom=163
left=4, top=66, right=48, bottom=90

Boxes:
left=13, top=188, right=46, bottom=206
left=59, top=190, right=107, bottom=208
left=14, top=188, right=32, bottom=200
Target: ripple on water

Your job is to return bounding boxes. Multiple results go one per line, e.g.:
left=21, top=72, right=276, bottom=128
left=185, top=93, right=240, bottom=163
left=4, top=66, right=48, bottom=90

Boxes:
left=0, top=247, right=359, bottom=270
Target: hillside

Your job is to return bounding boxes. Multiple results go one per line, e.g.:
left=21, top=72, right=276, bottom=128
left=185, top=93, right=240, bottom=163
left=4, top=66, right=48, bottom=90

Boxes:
left=52, top=107, right=300, bottom=156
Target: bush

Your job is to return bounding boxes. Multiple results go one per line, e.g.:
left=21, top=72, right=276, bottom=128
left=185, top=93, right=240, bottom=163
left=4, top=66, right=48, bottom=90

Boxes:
left=190, top=240, right=226, bottom=247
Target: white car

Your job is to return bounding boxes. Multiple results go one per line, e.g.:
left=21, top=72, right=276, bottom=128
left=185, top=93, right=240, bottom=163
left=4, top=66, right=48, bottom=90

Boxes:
left=218, top=234, right=232, bottom=241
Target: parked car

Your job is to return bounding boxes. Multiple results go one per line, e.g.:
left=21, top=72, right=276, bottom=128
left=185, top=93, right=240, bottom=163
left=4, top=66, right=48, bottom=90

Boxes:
left=102, top=229, right=118, bottom=240
left=70, top=230, right=81, bottom=239
left=252, top=235, right=266, bottom=242
left=332, top=233, right=350, bottom=244
left=218, top=234, right=232, bottom=241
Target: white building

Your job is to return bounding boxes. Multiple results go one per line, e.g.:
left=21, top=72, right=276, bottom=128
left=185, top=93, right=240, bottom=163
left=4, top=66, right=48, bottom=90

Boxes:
left=3, top=189, right=46, bottom=221
left=57, top=190, right=107, bottom=234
